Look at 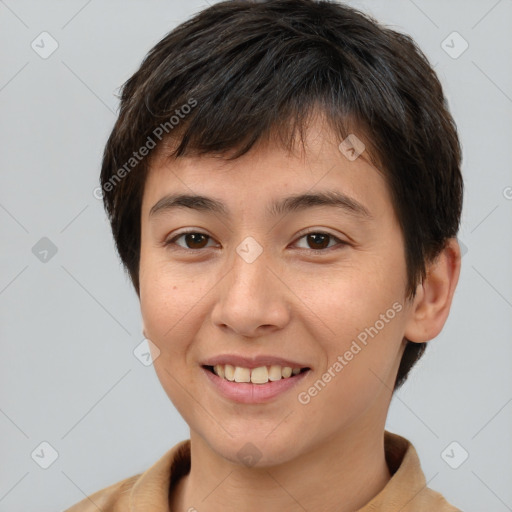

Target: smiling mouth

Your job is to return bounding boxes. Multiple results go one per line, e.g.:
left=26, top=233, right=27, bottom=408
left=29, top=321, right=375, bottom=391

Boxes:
left=202, top=364, right=310, bottom=384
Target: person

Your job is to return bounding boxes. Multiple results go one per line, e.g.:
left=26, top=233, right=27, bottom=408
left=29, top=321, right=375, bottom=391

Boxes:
left=65, top=0, right=464, bottom=510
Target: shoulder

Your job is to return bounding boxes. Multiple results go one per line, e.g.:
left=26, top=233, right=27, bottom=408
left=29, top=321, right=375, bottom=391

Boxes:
left=414, top=487, right=463, bottom=512
left=62, top=440, right=191, bottom=511
left=63, top=473, right=141, bottom=512
left=379, top=431, right=463, bottom=512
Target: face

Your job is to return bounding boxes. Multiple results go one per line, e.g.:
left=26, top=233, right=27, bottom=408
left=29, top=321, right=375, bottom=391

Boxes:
left=139, top=116, right=413, bottom=467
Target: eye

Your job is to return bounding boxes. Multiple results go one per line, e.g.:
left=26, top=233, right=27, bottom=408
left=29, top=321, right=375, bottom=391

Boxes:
left=164, top=230, right=347, bottom=252
left=165, top=231, right=218, bottom=250
left=293, top=231, right=346, bottom=252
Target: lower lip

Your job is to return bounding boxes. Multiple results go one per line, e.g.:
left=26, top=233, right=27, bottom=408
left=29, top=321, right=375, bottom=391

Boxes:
left=201, top=366, right=310, bottom=404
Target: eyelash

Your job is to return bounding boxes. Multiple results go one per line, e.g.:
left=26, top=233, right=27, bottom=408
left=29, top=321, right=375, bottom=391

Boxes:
left=163, top=229, right=347, bottom=254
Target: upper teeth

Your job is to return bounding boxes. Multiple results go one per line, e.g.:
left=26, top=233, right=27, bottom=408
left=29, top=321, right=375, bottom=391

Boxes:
left=213, top=364, right=303, bottom=384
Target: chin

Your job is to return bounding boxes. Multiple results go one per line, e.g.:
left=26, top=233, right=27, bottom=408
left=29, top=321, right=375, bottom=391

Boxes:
left=204, top=429, right=304, bottom=469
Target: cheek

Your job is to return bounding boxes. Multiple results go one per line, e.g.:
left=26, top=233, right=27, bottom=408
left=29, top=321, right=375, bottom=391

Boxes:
left=139, top=259, right=215, bottom=354
left=139, top=263, right=185, bottom=349
left=297, top=256, right=406, bottom=379
left=298, top=257, right=403, bottom=330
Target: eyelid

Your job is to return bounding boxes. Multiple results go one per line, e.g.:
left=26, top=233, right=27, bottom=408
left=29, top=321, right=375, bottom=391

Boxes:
left=293, top=227, right=344, bottom=241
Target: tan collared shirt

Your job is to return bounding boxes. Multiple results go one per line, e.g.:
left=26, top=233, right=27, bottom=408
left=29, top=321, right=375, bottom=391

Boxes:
left=64, top=430, right=462, bottom=511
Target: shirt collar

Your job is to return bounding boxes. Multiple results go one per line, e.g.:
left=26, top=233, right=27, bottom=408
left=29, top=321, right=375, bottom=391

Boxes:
left=128, top=431, right=434, bottom=511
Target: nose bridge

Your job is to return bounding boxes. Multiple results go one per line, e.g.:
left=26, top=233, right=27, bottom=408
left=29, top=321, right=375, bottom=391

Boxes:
left=230, top=242, right=269, bottom=296
left=211, top=239, right=289, bottom=335
left=225, top=240, right=273, bottom=308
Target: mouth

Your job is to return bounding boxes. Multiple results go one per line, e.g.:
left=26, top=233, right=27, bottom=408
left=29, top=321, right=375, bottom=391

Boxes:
left=201, top=363, right=311, bottom=404
left=202, top=364, right=310, bottom=385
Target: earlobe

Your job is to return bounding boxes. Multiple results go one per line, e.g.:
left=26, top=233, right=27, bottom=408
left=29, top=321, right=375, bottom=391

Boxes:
left=404, top=238, right=461, bottom=343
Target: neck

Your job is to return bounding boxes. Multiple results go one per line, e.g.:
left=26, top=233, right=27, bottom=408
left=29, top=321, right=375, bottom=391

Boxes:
left=170, top=420, right=391, bottom=512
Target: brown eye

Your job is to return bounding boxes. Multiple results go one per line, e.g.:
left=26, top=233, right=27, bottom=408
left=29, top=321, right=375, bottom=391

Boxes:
left=306, top=233, right=331, bottom=250
left=167, top=232, right=215, bottom=250
left=295, top=231, right=344, bottom=251
left=183, top=233, right=209, bottom=249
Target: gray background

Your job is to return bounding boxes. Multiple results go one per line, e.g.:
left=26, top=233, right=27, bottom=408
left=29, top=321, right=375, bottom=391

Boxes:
left=1, top=0, right=511, bottom=511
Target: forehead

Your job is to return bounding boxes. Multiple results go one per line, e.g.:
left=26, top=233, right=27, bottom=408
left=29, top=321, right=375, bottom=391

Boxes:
left=141, top=115, right=392, bottom=220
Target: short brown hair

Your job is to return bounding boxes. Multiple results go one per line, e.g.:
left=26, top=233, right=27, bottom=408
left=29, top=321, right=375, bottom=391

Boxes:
left=100, top=0, right=463, bottom=390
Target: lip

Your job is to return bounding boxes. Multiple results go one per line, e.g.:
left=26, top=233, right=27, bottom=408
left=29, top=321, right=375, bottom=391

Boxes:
left=200, top=354, right=311, bottom=370
left=201, top=366, right=311, bottom=404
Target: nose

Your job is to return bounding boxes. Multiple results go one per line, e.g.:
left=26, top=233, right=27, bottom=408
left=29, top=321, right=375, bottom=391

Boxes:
left=210, top=246, right=291, bottom=338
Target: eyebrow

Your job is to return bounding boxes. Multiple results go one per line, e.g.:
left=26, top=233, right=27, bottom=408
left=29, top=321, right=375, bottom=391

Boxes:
left=149, top=190, right=372, bottom=220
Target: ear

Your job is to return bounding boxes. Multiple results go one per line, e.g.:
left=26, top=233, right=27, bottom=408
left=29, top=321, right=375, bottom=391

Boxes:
left=404, top=238, right=461, bottom=343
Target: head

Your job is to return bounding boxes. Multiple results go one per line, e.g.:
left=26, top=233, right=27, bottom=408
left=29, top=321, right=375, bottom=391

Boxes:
left=99, top=0, right=462, bottom=461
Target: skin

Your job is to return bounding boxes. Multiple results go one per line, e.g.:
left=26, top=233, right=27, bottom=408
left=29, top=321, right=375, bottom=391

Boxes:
left=138, top=113, right=461, bottom=512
